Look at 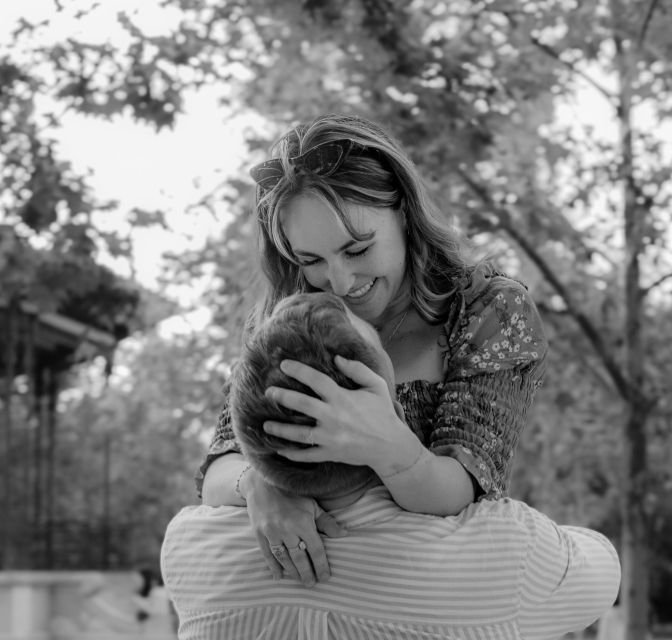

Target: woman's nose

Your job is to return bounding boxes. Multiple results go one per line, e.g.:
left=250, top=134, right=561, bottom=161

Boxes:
left=326, top=262, right=355, bottom=297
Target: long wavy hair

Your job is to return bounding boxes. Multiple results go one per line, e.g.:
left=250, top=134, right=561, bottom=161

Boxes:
left=251, top=113, right=475, bottom=329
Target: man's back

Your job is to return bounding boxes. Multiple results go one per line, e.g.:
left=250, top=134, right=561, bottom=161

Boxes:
left=161, top=487, right=619, bottom=640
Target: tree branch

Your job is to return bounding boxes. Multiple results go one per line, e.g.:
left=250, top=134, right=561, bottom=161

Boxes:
left=642, top=271, right=672, bottom=298
left=456, top=167, right=632, bottom=401
left=536, top=303, right=626, bottom=393
left=637, top=0, right=661, bottom=50
left=529, top=35, right=617, bottom=104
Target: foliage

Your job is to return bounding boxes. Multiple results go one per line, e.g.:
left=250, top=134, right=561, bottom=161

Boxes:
left=2, top=1, right=672, bottom=634
left=3, top=327, right=224, bottom=569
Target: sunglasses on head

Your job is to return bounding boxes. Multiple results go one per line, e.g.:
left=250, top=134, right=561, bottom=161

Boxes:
left=249, top=139, right=357, bottom=190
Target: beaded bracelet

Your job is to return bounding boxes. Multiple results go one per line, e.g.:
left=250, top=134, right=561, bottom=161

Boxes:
left=234, top=464, right=253, bottom=501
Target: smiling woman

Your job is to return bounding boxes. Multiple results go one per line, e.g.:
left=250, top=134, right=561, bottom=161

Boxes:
left=196, top=112, right=548, bottom=587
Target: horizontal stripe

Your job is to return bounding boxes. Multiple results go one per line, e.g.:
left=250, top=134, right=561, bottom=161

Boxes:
left=162, top=490, right=620, bottom=639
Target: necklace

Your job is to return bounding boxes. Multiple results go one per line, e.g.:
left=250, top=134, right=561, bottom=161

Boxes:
left=383, top=308, right=409, bottom=345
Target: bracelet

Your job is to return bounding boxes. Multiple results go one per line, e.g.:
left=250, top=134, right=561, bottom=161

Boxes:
left=378, top=442, right=428, bottom=480
left=234, top=464, right=253, bottom=501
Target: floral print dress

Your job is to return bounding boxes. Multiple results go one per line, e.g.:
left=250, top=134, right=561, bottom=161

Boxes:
left=196, top=264, right=548, bottom=500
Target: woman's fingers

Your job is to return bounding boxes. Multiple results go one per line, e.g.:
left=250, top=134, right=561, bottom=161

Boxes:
left=302, top=533, right=331, bottom=582
left=265, top=386, right=325, bottom=419
left=247, top=486, right=333, bottom=588
left=256, top=532, right=283, bottom=581
left=285, top=543, right=314, bottom=585
left=264, top=421, right=319, bottom=447
left=276, top=445, right=327, bottom=462
left=266, top=535, right=329, bottom=587
left=315, top=510, right=348, bottom=538
left=279, top=360, right=339, bottom=398
left=279, top=357, right=385, bottom=396
left=334, top=355, right=387, bottom=391
left=288, top=534, right=330, bottom=585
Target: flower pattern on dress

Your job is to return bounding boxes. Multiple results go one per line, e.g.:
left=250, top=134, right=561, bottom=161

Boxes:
left=450, top=282, right=545, bottom=376
left=199, top=265, right=548, bottom=501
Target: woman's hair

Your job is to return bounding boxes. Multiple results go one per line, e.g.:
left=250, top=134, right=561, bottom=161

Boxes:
left=252, top=113, right=476, bottom=327
left=230, top=292, right=383, bottom=498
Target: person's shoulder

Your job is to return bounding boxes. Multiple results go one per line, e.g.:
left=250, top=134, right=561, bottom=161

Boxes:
left=440, top=262, right=547, bottom=372
left=167, top=504, right=247, bottom=530
left=463, top=497, right=535, bottom=522
left=462, top=262, right=533, bottom=309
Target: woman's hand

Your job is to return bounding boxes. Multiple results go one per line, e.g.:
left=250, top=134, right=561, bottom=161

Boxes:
left=243, top=469, right=347, bottom=587
left=262, top=356, right=416, bottom=475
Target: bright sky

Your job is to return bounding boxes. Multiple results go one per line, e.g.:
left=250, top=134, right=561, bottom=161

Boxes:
left=0, top=0, right=266, bottom=314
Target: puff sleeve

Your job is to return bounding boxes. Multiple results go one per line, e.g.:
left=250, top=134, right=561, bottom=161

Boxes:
left=432, top=268, right=548, bottom=499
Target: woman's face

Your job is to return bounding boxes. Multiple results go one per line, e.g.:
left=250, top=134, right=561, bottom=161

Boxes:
left=281, top=194, right=408, bottom=326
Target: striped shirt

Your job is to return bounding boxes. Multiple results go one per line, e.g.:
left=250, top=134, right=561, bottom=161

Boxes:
left=161, top=487, right=620, bottom=640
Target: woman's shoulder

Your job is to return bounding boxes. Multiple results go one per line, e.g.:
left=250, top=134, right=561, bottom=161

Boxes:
left=439, top=262, right=548, bottom=375
left=461, top=262, right=532, bottom=312
left=439, top=262, right=535, bottom=336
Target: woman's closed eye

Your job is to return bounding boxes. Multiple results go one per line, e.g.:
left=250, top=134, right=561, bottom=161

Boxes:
left=345, top=246, right=370, bottom=259
left=298, top=246, right=371, bottom=267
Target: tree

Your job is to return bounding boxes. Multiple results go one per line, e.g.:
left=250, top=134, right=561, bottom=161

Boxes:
left=3, top=3, right=672, bottom=633
left=159, top=1, right=671, bottom=635
left=49, top=328, right=223, bottom=569
left=0, top=4, right=188, bottom=567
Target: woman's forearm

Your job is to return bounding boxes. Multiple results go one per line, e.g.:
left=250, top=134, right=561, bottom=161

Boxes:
left=375, top=437, right=475, bottom=516
left=201, top=453, right=249, bottom=507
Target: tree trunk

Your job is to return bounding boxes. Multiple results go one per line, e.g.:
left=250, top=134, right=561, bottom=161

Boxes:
left=621, top=401, right=651, bottom=638
left=102, top=432, right=111, bottom=569
left=1, top=300, right=17, bottom=568
left=613, top=8, right=651, bottom=636
left=34, top=365, right=45, bottom=567
left=45, top=368, right=57, bottom=569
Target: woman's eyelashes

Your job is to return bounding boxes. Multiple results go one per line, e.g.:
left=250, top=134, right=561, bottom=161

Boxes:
left=346, top=246, right=370, bottom=259
left=297, top=246, right=371, bottom=267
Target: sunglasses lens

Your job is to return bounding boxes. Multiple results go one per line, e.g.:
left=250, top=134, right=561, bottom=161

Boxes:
left=249, top=159, right=284, bottom=189
left=301, top=143, right=346, bottom=175
left=250, top=140, right=356, bottom=188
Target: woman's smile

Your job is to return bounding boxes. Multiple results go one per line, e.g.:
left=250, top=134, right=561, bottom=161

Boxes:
left=281, top=195, right=408, bottom=326
left=346, top=278, right=376, bottom=300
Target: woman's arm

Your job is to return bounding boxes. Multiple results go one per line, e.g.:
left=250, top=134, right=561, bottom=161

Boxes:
left=266, top=357, right=476, bottom=516
left=433, top=275, right=549, bottom=500
left=200, top=453, right=248, bottom=507
left=373, top=431, right=475, bottom=515
left=199, top=437, right=346, bottom=587
left=265, top=276, right=548, bottom=514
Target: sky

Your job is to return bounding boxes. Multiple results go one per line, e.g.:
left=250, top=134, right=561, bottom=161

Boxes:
left=0, top=0, right=264, bottom=313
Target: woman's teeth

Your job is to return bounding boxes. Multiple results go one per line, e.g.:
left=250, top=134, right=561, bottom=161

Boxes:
left=347, top=279, right=375, bottom=299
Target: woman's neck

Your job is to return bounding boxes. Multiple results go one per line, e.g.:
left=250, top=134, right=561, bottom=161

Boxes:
left=377, top=284, right=413, bottom=333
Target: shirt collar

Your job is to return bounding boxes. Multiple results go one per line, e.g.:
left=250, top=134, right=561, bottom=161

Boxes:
left=326, top=486, right=404, bottom=529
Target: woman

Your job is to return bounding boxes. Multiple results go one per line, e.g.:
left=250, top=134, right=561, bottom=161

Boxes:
left=197, top=113, right=548, bottom=586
